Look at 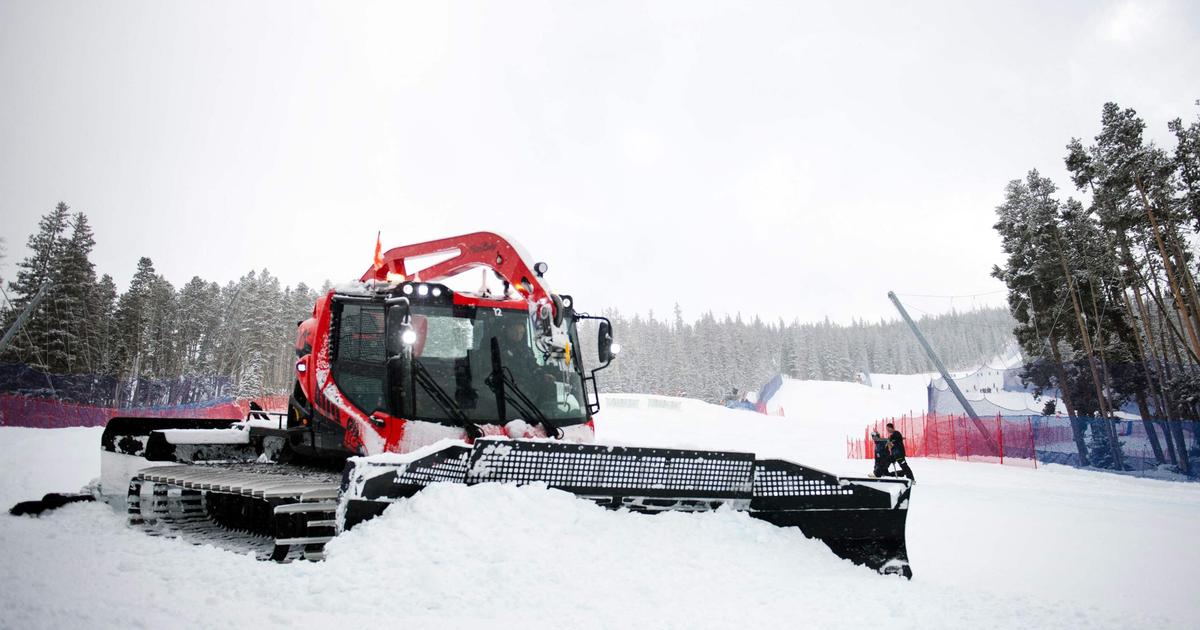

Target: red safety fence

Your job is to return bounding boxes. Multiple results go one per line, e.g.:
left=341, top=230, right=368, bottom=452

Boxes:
left=0, top=393, right=289, bottom=428
left=847, top=412, right=1038, bottom=468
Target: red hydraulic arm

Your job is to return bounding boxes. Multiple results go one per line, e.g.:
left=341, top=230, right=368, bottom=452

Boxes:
left=361, top=232, right=553, bottom=304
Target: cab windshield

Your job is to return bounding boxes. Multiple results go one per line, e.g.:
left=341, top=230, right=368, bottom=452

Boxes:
left=331, top=300, right=588, bottom=427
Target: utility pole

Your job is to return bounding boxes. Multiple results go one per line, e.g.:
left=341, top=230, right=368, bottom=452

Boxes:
left=888, top=291, right=999, bottom=454
left=0, top=282, right=53, bottom=356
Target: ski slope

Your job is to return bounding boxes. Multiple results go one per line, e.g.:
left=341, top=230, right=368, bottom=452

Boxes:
left=2, top=380, right=1198, bottom=629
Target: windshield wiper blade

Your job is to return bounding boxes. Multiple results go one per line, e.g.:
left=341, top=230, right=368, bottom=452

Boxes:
left=487, top=336, right=562, bottom=438
left=412, top=357, right=481, bottom=438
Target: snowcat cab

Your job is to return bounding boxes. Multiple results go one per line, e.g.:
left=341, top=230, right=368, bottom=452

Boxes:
left=286, top=280, right=607, bottom=460
left=283, top=232, right=615, bottom=461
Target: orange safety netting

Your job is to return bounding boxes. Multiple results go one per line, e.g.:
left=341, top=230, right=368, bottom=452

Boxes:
left=847, top=413, right=1038, bottom=468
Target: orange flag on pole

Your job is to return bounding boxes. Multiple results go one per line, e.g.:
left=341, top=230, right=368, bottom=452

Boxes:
left=373, top=231, right=384, bottom=271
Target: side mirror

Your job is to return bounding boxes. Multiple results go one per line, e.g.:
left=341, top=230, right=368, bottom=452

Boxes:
left=597, top=321, right=614, bottom=365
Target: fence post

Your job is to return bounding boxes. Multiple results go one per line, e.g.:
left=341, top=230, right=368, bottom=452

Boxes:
left=933, top=414, right=940, bottom=459
left=1028, top=416, right=1037, bottom=469
left=997, top=414, right=1004, bottom=465
left=923, top=412, right=928, bottom=458
left=950, top=413, right=957, bottom=460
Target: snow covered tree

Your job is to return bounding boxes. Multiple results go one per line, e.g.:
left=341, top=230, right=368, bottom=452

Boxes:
left=2, top=202, right=71, bottom=370
left=992, top=172, right=1093, bottom=464
left=1169, top=103, right=1200, bottom=232
left=50, top=212, right=101, bottom=373
left=91, top=274, right=119, bottom=376
left=113, top=257, right=180, bottom=387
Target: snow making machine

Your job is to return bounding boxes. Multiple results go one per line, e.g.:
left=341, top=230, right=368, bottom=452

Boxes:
left=85, top=232, right=912, bottom=576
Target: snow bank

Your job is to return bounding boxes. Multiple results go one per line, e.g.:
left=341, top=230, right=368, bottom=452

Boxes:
left=0, top=427, right=101, bottom=507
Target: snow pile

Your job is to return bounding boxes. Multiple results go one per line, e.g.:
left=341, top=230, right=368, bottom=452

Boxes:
left=0, top=427, right=101, bottom=507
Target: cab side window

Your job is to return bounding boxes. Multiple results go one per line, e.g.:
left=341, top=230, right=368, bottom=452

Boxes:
left=332, top=303, right=387, bottom=414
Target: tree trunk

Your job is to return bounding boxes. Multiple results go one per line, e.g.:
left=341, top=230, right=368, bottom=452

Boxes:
left=1169, top=232, right=1200, bottom=345
left=1161, top=419, right=1178, bottom=464
left=1049, top=332, right=1090, bottom=466
left=1128, top=274, right=1170, bottom=414
left=1139, top=268, right=1200, bottom=364
left=1116, top=238, right=1183, bottom=468
left=1137, top=177, right=1200, bottom=361
left=1134, top=390, right=1166, bottom=464
left=1170, top=419, right=1192, bottom=475
left=1053, top=227, right=1123, bottom=469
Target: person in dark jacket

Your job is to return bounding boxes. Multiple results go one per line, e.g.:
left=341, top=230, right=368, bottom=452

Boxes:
left=886, top=423, right=915, bottom=481
left=496, top=318, right=556, bottom=402
left=248, top=400, right=269, bottom=421
left=870, top=430, right=890, bottom=478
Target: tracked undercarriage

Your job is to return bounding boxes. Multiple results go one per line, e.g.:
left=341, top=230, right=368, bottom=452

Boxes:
left=127, top=462, right=340, bottom=561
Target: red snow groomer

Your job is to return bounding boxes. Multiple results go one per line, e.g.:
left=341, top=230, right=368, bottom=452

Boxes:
left=91, top=232, right=912, bottom=577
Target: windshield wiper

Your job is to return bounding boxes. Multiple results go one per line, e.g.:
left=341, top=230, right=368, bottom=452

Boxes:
left=487, top=336, right=563, bottom=439
left=412, top=357, right=481, bottom=439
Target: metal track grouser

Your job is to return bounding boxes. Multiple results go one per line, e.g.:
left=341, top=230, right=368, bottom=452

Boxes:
left=17, top=232, right=914, bottom=578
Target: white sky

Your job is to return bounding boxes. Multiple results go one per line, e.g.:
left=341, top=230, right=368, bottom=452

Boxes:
left=1, top=0, right=1197, bottom=323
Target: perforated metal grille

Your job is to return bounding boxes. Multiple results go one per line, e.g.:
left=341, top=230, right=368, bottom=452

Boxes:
left=387, top=447, right=470, bottom=487
left=752, top=469, right=853, bottom=497
left=466, top=442, right=754, bottom=498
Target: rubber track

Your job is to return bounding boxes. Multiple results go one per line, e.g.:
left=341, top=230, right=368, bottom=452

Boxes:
left=128, top=463, right=339, bottom=561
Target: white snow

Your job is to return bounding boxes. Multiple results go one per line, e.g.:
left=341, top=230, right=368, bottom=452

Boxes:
left=2, top=379, right=1198, bottom=629
left=157, top=427, right=250, bottom=444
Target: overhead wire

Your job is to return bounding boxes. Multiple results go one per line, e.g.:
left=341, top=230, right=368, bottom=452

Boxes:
left=892, top=289, right=1007, bottom=299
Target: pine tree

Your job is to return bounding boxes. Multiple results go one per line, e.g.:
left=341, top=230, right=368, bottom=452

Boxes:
left=992, top=171, right=1092, bottom=464
left=1169, top=103, right=1200, bottom=231
left=2, top=202, right=71, bottom=370
left=780, top=337, right=797, bottom=378
left=91, top=274, right=118, bottom=376
left=114, top=257, right=162, bottom=382
left=52, top=212, right=99, bottom=373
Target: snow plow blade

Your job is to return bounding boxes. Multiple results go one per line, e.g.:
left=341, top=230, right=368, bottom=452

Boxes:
left=343, top=439, right=913, bottom=577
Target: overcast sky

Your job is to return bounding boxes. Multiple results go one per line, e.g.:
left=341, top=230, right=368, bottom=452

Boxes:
left=1, top=0, right=1197, bottom=324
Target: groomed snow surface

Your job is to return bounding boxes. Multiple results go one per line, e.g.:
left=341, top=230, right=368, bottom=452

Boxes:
left=3, top=378, right=1199, bottom=629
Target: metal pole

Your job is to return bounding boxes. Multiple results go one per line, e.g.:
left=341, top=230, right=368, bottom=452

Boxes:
left=888, top=291, right=999, bottom=454
left=0, top=282, right=53, bottom=356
